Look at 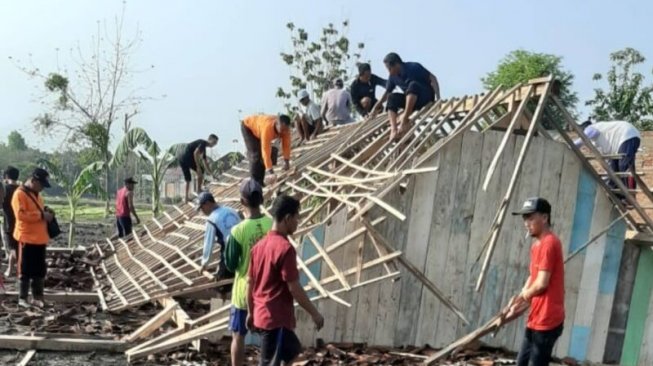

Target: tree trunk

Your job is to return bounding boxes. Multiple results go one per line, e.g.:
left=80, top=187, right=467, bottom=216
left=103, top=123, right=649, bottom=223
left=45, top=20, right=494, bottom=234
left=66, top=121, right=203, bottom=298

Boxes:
left=104, top=154, right=111, bottom=218
left=68, top=200, right=76, bottom=248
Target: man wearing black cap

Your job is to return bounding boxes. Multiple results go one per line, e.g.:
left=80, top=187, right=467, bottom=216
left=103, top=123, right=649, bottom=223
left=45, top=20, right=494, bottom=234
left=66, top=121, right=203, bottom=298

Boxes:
left=2, top=166, right=20, bottom=277
left=224, top=178, right=272, bottom=366
left=11, top=168, right=54, bottom=309
left=350, top=63, right=387, bottom=118
left=115, top=177, right=140, bottom=238
left=180, top=134, right=219, bottom=203
left=197, top=191, right=241, bottom=280
left=509, top=197, right=565, bottom=366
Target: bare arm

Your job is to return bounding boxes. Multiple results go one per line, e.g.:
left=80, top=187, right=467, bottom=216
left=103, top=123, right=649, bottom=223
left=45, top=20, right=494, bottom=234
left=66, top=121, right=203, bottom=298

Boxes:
left=288, top=279, right=324, bottom=329
left=369, top=91, right=389, bottom=118
left=127, top=191, right=140, bottom=224
left=429, top=73, right=441, bottom=100
left=521, top=270, right=551, bottom=300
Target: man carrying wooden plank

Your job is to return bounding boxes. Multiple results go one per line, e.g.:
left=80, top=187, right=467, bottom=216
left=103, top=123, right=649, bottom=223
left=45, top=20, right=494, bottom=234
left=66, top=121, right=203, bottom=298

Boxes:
left=370, top=52, right=440, bottom=141
left=115, top=177, right=140, bottom=238
left=247, top=195, right=324, bottom=366
left=509, top=198, right=564, bottom=366
left=224, top=178, right=272, bottom=366
left=241, top=114, right=292, bottom=186
left=295, top=89, right=323, bottom=144
left=179, top=134, right=219, bottom=202
left=574, top=120, right=641, bottom=195
left=197, top=192, right=241, bottom=283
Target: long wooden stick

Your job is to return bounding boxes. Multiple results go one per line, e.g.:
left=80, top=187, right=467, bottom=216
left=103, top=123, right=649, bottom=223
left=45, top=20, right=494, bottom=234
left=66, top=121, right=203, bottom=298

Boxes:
left=565, top=212, right=628, bottom=263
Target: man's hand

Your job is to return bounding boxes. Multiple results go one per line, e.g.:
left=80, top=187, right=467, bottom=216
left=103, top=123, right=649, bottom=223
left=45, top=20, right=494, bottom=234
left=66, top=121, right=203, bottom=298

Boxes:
left=43, top=211, right=54, bottom=223
left=312, top=312, right=324, bottom=330
left=283, top=160, right=290, bottom=171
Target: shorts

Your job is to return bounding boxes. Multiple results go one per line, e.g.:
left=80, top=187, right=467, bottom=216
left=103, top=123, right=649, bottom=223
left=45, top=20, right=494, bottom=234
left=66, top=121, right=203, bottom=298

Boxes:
left=3, top=231, right=18, bottom=251
left=259, top=328, right=302, bottom=366
left=305, top=122, right=316, bottom=135
left=179, top=158, right=197, bottom=182
left=229, top=307, right=248, bottom=336
left=386, top=81, right=434, bottom=113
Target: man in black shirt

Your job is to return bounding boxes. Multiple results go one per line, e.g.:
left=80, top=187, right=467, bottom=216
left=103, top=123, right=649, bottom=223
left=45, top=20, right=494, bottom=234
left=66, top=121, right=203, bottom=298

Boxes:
left=180, top=134, right=218, bottom=202
left=350, top=63, right=387, bottom=118
left=2, top=166, right=19, bottom=277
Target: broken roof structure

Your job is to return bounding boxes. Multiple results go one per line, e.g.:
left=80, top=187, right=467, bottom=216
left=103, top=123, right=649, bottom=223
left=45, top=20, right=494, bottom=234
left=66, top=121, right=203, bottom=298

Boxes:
left=89, top=76, right=653, bottom=365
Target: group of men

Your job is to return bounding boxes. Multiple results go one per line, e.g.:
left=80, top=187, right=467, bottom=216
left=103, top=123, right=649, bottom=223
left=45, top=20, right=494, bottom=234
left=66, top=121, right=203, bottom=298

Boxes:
left=1, top=167, right=56, bottom=309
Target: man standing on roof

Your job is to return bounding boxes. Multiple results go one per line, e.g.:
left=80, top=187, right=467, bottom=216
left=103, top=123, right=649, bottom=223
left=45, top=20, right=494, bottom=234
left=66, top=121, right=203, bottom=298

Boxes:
left=197, top=192, right=241, bottom=282
left=179, top=134, right=219, bottom=202
left=371, top=52, right=441, bottom=141
left=247, top=195, right=324, bottom=365
left=2, top=166, right=20, bottom=277
left=574, top=120, right=641, bottom=194
left=321, top=78, right=354, bottom=126
left=225, top=178, right=272, bottom=366
left=241, top=114, right=292, bottom=186
left=508, top=197, right=564, bottom=366
left=115, top=177, right=140, bottom=238
left=12, top=168, right=54, bottom=309
left=295, top=90, right=323, bottom=144
left=350, top=63, right=387, bottom=118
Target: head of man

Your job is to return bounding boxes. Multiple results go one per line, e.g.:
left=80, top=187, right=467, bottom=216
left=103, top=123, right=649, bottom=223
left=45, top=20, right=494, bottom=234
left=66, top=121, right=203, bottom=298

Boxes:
left=240, top=178, right=263, bottom=211
left=383, top=52, right=403, bottom=77
left=197, top=191, right=218, bottom=215
left=28, top=168, right=51, bottom=193
left=333, top=78, right=344, bottom=89
left=124, top=177, right=137, bottom=191
left=271, top=194, right=300, bottom=236
left=4, top=166, right=19, bottom=182
left=207, top=134, right=219, bottom=148
left=275, top=114, right=292, bottom=135
left=512, top=197, right=552, bottom=238
left=298, top=89, right=310, bottom=106
left=358, top=63, right=372, bottom=83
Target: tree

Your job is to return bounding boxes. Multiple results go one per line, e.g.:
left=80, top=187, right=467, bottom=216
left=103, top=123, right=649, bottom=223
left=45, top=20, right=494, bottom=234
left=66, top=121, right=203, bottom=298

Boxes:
left=111, top=128, right=184, bottom=215
left=482, top=50, right=578, bottom=112
left=13, top=5, right=151, bottom=216
left=586, top=47, right=653, bottom=130
left=277, top=20, right=365, bottom=115
left=7, top=131, right=28, bottom=151
left=39, top=159, right=105, bottom=248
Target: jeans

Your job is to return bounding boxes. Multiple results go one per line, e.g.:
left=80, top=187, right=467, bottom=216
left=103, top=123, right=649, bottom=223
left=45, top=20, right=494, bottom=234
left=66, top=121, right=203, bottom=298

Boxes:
left=610, top=137, right=640, bottom=192
left=516, top=323, right=563, bottom=366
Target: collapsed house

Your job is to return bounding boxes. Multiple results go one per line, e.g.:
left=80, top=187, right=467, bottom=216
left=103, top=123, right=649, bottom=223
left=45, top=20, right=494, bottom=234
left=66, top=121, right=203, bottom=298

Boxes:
left=55, top=76, right=653, bottom=365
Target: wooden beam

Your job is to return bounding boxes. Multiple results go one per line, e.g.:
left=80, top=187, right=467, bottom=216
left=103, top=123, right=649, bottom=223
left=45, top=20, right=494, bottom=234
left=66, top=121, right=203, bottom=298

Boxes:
left=565, top=212, right=628, bottom=263
left=17, top=350, right=36, bottom=366
left=0, top=291, right=97, bottom=303
left=0, top=335, right=126, bottom=352
left=124, top=302, right=177, bottom=342
left=306, top=233, right=351, bottom=290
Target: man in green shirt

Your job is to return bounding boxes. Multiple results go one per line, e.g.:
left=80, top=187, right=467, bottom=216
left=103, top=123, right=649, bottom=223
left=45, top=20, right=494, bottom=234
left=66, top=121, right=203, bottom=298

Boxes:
left=226, top=178, right=272, bottom=366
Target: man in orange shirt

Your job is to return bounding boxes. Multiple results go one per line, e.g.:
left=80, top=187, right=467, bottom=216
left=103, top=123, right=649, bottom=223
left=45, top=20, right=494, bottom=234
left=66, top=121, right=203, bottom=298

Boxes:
left=11, top=168, right=54, bottom=309
left=509, top=197, right=565, bottom=366
left=241, top=114, right=292, bottom=186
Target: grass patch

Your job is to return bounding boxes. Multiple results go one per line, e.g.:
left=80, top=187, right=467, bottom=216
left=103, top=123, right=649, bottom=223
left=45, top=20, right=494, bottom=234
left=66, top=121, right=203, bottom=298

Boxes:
left=45, top=197, right=156, bottom=223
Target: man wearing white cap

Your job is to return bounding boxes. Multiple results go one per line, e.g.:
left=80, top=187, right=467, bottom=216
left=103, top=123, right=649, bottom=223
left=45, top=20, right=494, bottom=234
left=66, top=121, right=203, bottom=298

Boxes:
left=295, top=89, right=323, bottom=144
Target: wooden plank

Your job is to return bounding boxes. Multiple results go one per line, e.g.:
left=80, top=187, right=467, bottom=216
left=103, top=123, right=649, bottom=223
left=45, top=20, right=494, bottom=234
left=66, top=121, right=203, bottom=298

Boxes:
left=0, top=335, right=126, bottom=352
left=124, top=302, right=177, bottom=342
left=100, top=261, right=128, bottom=306
left=621, top=247, right=653, bottom=366
left=111, top=252, right=150, bottom=301
left=17, top=350, right=36, bottom=366
left=117, top=239, right=168, bottom=290
left=306, top=233, right=350, bottom=290
left=0, top=291, right=98, bottom=303
left=132, top=230, right=194, bottom=286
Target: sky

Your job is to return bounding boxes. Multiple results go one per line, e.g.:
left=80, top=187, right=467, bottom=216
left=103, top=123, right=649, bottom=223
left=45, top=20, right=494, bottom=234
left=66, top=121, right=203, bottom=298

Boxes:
left=1, top=0, right=653, bottom=156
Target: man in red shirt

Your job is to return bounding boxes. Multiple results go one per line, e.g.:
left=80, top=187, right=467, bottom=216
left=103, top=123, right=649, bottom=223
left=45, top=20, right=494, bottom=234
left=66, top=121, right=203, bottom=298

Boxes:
left=509, top=197, right=565, bottom=366
left=247, top=195, right=324, bottom=365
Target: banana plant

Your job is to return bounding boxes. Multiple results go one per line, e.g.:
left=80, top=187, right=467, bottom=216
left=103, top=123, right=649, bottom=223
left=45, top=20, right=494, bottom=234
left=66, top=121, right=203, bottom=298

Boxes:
left=39, top=159, right=105, bottom=248
left=111, top=127, right=185, bottom=215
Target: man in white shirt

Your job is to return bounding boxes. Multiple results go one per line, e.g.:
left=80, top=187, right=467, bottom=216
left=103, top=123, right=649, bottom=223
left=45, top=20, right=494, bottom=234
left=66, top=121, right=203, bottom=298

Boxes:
left=295, top=89, right=323, bottom=144
left=574, top=120, right=641, bottom=191
left=321, top=78, right=354, bottom=126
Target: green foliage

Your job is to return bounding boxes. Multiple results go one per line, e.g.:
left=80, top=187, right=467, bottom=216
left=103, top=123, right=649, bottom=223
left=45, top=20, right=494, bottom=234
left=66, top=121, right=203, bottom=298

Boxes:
left=482, top=50, right=578, bottom=112
left=7, top=130, right=28, bottom=151
left=586, top=47, right=653, bottom=130
left=38, top=159, right=105, bottom=247
left=112, top=128, right=181, bottom=214
left=277, top=20, right=365, bottom=115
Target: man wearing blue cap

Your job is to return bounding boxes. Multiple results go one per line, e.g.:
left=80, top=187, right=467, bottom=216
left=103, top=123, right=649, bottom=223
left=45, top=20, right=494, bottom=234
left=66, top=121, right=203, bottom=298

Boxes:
left=197, top=191, right=241, bottom=281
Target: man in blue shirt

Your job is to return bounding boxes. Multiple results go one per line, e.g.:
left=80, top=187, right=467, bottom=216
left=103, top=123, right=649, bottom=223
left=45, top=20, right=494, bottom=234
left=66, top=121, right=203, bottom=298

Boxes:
left=371, top=52, right=441, bottom=141
left=197, top=191, right=241, bottom=280
left=350, top=63, right=387, bottom=117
